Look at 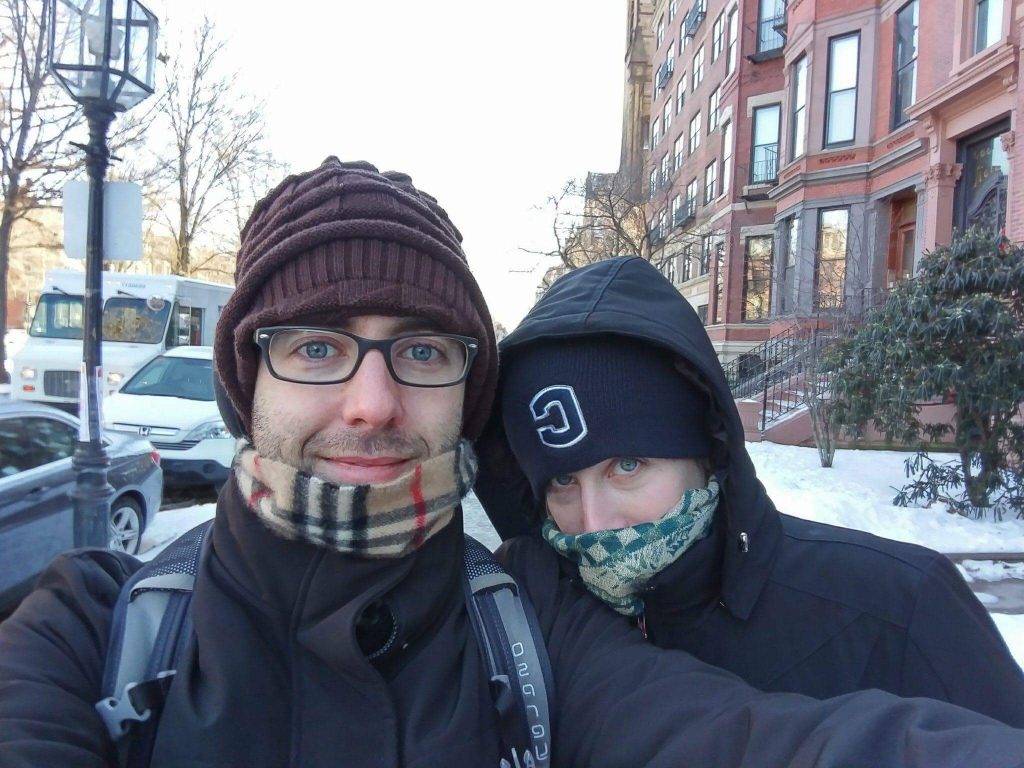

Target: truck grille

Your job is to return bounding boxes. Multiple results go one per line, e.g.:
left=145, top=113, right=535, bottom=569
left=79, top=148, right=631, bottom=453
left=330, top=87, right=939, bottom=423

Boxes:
left=43, top=370, right=80, bottom=399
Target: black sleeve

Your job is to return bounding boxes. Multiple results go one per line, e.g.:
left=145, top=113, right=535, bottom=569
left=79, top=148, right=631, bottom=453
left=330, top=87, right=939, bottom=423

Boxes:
left=503, top=536, right=1024, bottom=768
left=900, top=554, right=1024, bottom=727
left=0, top=549, right=138, bottom=768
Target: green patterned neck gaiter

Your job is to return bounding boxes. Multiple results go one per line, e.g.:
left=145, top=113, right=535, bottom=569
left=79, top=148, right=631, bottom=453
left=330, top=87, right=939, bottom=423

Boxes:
left=542, top=478, right=720, bottom=616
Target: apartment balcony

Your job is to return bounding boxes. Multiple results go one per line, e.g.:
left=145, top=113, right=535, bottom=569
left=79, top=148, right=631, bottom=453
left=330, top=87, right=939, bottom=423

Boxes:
left=656, top=62, right=674, bottom=90
left=747, top=2, right=787, bottom=63
left=674, top=208, right=695, bottom=228
left=683, top=2, right=706, bottom=38
left=750, top=146, right=779, bottom=185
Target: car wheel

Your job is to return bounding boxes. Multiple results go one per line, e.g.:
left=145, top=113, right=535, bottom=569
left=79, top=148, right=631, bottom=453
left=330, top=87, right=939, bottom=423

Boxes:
left=109, top=497, right=143, bottom=555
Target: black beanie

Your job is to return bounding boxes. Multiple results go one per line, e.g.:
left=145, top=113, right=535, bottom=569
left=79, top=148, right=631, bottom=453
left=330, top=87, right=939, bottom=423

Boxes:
left=501, top=335, right=712, bottom=497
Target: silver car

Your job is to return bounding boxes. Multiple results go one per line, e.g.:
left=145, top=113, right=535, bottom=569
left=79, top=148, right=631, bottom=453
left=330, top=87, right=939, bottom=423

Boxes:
left=0, top=401, right=162, bottom=613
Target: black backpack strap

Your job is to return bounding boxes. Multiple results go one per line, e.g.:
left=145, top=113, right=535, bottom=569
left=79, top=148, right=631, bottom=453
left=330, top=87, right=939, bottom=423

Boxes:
left=463, top=535, right=553, bottom=768
left=96, top=520, right=213, bottom=767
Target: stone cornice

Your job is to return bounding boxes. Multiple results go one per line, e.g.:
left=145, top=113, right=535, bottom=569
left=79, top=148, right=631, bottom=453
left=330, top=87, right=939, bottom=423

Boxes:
left=907, top=42, right=1017, bottom=119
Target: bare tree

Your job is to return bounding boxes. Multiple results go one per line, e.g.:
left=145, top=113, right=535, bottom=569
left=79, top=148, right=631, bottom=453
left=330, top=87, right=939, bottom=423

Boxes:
left=0, top=0, right=155, bottom=380
left=526, top=166, right=725, bottom=289
left=144, top=18, right=277, bottom=280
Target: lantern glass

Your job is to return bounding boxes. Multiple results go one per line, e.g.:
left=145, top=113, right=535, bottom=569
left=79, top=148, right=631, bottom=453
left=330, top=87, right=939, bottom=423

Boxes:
left=49, top=0, right=158, bottom=111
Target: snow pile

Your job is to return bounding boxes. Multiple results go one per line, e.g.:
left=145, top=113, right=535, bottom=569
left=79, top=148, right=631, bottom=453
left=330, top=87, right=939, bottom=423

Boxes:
left=958, top=560, right=1024, bottom=583
left=992, top=615, right=1024, bottom=670
left=139, top=504, right=216, bottom=562
left=746, top=443, right=1024, bottom=554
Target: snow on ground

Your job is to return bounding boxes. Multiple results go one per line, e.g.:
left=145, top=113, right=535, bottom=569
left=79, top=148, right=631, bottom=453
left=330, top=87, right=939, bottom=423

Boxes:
left=958, top=560, right=1024, bottom=583
left=993, top=614, right=1024, bottom=670
left=745, top=442, right=1024, bottom=554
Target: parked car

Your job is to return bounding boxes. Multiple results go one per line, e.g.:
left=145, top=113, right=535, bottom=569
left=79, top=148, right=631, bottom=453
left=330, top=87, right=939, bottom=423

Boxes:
left=0, top=401, right=162, bottom=613
left=104, top=346, right=233, bottom=489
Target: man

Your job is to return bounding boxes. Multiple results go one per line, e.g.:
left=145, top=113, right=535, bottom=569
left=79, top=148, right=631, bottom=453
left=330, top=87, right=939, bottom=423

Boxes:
left=1, top=160, right=1023, bottom=768
left=476, top=255, right=1024, bottom=726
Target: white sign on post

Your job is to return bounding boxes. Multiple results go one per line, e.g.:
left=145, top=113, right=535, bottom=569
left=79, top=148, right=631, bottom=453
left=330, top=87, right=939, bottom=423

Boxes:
left=63, top=180, right=143, bottom=261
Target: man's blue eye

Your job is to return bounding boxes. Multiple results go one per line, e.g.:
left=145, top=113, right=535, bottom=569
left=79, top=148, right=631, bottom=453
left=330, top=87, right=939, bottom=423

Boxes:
left=409, top=344, right=436, bottom=362
left=301, top=342, right=332, bottom=359
left=617, top=458, right=640, bottom=472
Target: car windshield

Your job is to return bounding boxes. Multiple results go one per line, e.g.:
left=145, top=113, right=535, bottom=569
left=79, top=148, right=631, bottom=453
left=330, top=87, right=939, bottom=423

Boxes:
left=28, top=294, right=84, bottom=339
left=102, top=297, right=171, bottom=344
left=28, top=294, right=171, bottom=344
left=121, top=355, right=214, bottom=401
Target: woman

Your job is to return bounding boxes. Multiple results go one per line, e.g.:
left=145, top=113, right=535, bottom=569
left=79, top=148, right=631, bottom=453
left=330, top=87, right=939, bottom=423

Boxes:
left=475, top=256, right=1024, bottom=727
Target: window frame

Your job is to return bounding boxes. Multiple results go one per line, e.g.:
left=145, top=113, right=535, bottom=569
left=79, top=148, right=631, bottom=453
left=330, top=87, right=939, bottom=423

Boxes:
left=750, top=103, right=781, bottom=184
left=742, top=234, right=774, bottom=321
left=676, top=77, right=687, bottom=114
left=892, top=1, right=919, bottom=129
left=726, top=7, right=739, bottom=75
left=790, top=55, right=808, bottom=161
left=814, top=206, right=851, bottom=311
left=757, top=0, right=786, bottom=53
left=712, top=13, right=725, bottom=61
left=689, top=111, right=703, bottom=154
left=692, top=46, right=705, bottom=91
left=704, top=160, right=718, bottom=204
left=823, top=32, right=861, bottom=149
left=721, top=120, right=734, bottom=194
left=974, top=0, right=1004, bottom=54
left=708, top=86, right=721, bottom=132
left=686, top=178, right=699, bottom=215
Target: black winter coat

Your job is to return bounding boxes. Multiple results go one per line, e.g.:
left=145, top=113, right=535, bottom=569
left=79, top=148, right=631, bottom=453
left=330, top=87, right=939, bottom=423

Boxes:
left=476, top=256, right=1024, bottom=728
left=3, top=469, right=1024, bottom=767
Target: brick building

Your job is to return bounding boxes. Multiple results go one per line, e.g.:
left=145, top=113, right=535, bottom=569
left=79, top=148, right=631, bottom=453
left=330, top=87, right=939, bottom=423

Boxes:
left=639, top=0, right=1021, bottom=368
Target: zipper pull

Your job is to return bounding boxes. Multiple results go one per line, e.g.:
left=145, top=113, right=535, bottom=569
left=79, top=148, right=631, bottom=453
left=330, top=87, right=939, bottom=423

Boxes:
left=638, top=612, right=648, bottom=640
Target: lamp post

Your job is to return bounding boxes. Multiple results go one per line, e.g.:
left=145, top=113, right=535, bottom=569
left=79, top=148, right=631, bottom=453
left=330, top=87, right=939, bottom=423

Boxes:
left=47, top=0, right=158, bottom=548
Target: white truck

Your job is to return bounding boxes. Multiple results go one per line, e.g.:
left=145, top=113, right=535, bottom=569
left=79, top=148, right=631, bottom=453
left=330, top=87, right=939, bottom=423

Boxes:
left=11, top=271, right=234, bottom=408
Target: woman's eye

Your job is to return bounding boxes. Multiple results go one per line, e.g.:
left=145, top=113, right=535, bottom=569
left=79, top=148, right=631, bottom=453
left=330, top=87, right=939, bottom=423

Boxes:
left=616, top=458, right=641, bottom=473
left=551, top=474, right=575, bottom=488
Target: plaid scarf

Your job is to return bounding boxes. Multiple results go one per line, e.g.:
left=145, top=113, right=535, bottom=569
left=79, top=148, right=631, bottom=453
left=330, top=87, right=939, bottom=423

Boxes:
left=234, top=440, right=477, bottom=558
left=542, top=478, right=720, bottom=616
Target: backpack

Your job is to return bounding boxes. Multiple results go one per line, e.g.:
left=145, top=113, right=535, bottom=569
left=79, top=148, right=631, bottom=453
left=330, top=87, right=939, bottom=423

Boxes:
left=94, top=521, right=553, bottom=768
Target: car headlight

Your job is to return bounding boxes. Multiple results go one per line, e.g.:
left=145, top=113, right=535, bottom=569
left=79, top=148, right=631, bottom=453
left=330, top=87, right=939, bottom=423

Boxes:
left=107, top=372, right=124, bottom=387
left=20, top=367, right=35, bottom=380
left=185, top=420, right=233, bottom=441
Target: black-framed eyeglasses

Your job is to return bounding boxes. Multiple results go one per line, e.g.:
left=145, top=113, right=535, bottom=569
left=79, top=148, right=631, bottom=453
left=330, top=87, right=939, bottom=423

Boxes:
left=253, top=326, right=479, bottom=388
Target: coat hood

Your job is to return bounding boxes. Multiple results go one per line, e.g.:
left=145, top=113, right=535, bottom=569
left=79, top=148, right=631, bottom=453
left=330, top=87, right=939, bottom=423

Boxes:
left=474, top=257, right=782, bottom=619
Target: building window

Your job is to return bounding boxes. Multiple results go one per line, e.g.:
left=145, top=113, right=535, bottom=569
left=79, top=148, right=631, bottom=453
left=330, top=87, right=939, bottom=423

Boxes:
left=708, top=86, right=721, bottom=131
left=893, top=1, right=919, bottom=128
left=671, top=193, right=682, bottom=225
left=714, top=241, right=726, bottom=323
left=815, top=207, right=849, bottom=310
left=664, top=99, right=673, bottom=131
left=751, top=104, right=780, bottom=183
left=692, top=46, right=705, bottom=91
left=790, top=55, right=808, bottom=160
left=954, top=120, right=1010, bottom=233
left=676, top=78, right=687, bottom=114
left=975, top=0, right=1004, bottom=54
left=682, top=244, right=695, bottom=281
left=704, top=161, right=718, bottom=203
left=712, top=13, right=725, bottom=61
left=661, top=255, right=678, bottom=283
left=783, top=215, right=801, bottom=311
left=686, top=178, right=698, bottom=215
left=657, top=15, right=666, bottom=48
left=721, top=120, right=733, bottom=194
left=743, top=235, right=774, bottom=321
left=674, top=135, right=685, bottom=170
left=649, top=168, right=658, bottom=199
left=652, top=116, right=661, bottom=147
left=661, top=153, right=672, bottom=184
left=825, top=33, right=860, bottom=147
left=758, top=0, right=785, bottom=53
left=669, top=0, right=678, bottom=22
left=679, top=25, right=687, bottom=54
left=689, top=112, right=702, bottom=154
left=697, top=304, right=709, bottom=324
left=726, top=8, right=739, bottom=75
left=701, top=234, right=713, bottom=275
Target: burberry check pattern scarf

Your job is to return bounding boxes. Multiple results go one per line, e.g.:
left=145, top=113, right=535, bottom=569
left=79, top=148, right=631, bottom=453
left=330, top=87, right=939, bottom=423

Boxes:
left=542, top=478, right=720, bottom=616
left=234, top=440, right=477, bottom=558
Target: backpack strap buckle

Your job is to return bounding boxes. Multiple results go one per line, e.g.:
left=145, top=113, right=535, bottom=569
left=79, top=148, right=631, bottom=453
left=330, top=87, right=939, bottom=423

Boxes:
left=95, top=670, right=176, bottom=740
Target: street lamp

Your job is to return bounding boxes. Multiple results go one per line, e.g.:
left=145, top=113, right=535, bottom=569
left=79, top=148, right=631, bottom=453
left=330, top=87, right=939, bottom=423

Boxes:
left=46, top=0, right=158, bottom=548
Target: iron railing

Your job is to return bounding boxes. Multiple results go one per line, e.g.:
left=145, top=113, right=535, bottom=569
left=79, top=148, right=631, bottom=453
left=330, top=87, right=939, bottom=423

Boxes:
left=684, top=1, right=706, bottom=37
left=751, top=145, right=779, bottom=184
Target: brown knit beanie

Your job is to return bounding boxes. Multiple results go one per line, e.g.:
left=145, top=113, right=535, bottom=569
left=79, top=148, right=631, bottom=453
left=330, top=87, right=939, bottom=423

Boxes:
left=214, top=157, right=497, bottom=440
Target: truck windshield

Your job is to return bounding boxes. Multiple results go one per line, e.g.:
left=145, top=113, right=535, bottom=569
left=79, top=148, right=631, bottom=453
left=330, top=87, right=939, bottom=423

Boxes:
left=28, top=294, right=84, bottom=339
left=29, top=294, right=172, bottom=344
left=121, top=355, right=214, bottom=401
left=101, top=297, right=170, bottom=344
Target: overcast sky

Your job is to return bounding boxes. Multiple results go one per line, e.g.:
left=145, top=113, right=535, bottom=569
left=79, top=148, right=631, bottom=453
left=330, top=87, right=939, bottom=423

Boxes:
left=147, top=0, right=627, bottom=328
